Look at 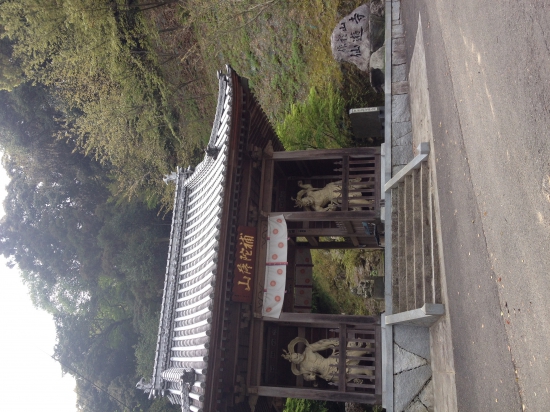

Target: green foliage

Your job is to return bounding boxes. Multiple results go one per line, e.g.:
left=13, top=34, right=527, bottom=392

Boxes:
left=312, top=278, right=340, bottom=315
left=311, top=249, right=369, bottom=316
left=134, top=307, right=162, bottom=378
left=284, top=398, right=328, bottom=412
left=0, top=36, right=23, bottom=91
left=0, top=0, right=181, bottom=207
left=148, top=396, right=181, bottom=412
left=174, top=0, right=337, bottom=120
left=312, top=248, right=384, bottom=317
left=340, top=62, right=385, bottom=113
left=276, top=86, right=350, bottom=150
left=181, top=0, right=383, bottom=152
left=283, top=398, right=347, bottom=412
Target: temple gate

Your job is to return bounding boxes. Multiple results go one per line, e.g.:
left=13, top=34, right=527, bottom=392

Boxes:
left=137, top=67, right=384, bottom=412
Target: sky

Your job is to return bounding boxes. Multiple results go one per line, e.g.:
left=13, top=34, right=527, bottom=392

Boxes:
left=0, top=164, right=77, bottom=411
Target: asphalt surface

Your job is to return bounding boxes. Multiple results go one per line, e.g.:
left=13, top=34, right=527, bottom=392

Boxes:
left=400, top=1, right=550, bottom=411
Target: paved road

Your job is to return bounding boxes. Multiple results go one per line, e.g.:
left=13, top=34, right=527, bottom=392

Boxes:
left=400, top=1, right=550, bottom=411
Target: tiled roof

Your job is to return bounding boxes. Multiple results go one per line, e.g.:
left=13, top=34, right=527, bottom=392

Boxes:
left=146, top=69, right=234, bottom=412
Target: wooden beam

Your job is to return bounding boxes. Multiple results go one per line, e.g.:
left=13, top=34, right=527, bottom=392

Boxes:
left=338, top=323, right=347, bottom=391
left=335, top=159, right=376, bottom=165
left=274, top=211, right=377, bottom=222
left=297, top=327, right=306, bottom=388
left=254, top=386, right=380, bottom=404
left=260, top=158, right=274, bottom=213
left=282, top=246, right=296, bottom=313
left=288, top=228, right=348, bottom=237
left=237, top=158, right=253, bottom=226
left=346, top=382, right=376, bottom=389
left=248, top=220, right=268, bottom=389
left=263, top=312, right=379, bottom=326
left=227, top=302, right=244, bottom=407
left=375, top=325, right=383, bottom=396
left=347, top=373, right=376, bottom=380
left=341, top=155, right=349, bottom=212
left=335, top=166, right=376, bottom=172
left=346, top=355, right=376, bottom=361
left=297, top=236, right=382, bottom=249
left=272, top=147, right=380, bottom=161
left=343, top=188, right=376, bottom=193
left=246, top=318, right=264, bottom=388
left=295, top=242, right=361, bottom=250
left=343, top=221, right=360, bottom=247
left=306, top=236, right=319, bottom=247
left=285, top=173, right=375, bottom=180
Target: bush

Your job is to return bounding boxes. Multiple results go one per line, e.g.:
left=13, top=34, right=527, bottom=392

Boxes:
left=284, top=398, right=328, bottom=412
left=276, top=86, right=350, bottom=150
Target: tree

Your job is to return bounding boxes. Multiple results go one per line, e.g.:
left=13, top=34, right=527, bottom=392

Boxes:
left=0, top=165, right=107, bottom=308
left=0, top=3, right=192, bottom=410
left=0, top=82, right=112, bottom=309
left=54, top=308, right=138, bottom=410
left=0, top=0, right=181, bottom=204
left=0, top=36, right=23, bottom=91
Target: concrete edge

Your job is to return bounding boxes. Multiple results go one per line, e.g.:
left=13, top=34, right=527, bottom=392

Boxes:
left=382, top=0, right=394, bottom=410
left=381, top=142, right=386, bottom=221
left=410, top=13, right=459, bottom=412
left=385, top=304, right=445, bottom=327
left=384, top=142, right=430, bottom=192
left=425, top=68, right=460, bottom=412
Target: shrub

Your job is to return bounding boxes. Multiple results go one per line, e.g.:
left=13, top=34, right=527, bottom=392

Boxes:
left=276, top=86, right=350, bottom=150
left=284, top=398, right=329, bottom=412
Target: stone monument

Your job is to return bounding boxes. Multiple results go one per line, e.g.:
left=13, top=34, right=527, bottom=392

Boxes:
left=330, top=2, right=385, bottom=91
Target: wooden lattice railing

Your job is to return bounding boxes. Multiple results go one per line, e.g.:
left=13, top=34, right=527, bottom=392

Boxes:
left=335, top=153, right=381, bottom=212
left=330, top=323, right=381, bottom=396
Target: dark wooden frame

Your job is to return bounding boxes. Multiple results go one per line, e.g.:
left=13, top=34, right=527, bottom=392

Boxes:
left=262, top=147, right=382, bottom=250
left=249, top=313, right=382, bottom=405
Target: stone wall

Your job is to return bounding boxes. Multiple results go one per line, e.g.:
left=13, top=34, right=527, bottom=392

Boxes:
left=390, top=2, right=434, bottom=411
left=393, top=326, right=434, bottom=412
left=390, top=1, right=414, bottom=176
